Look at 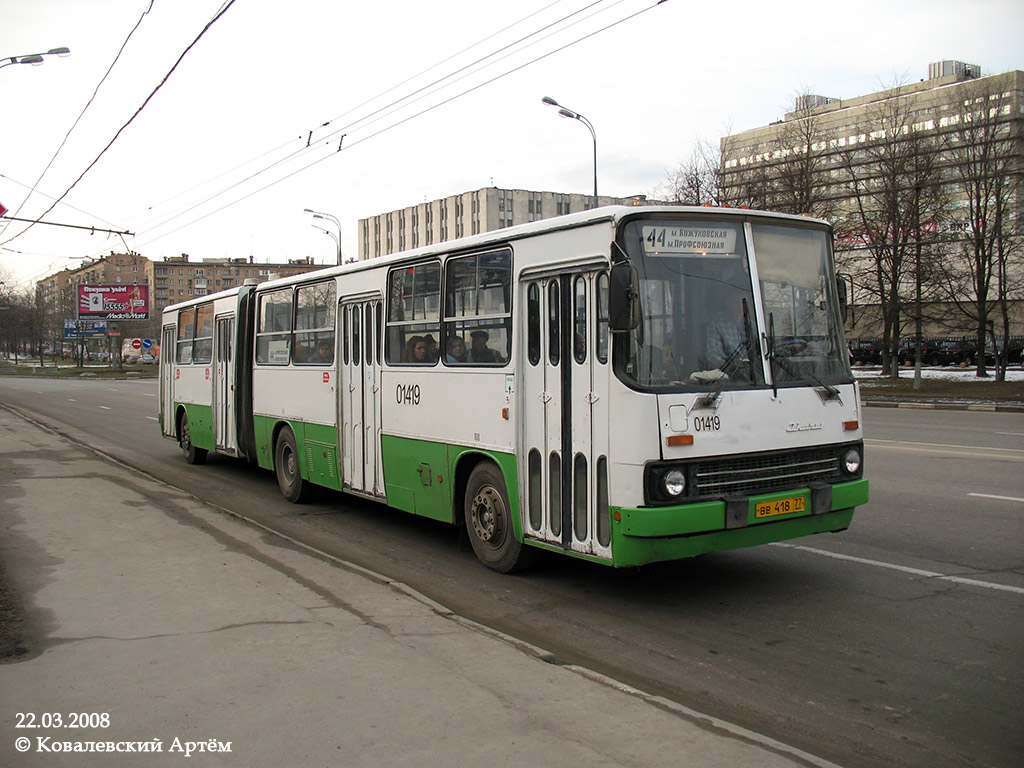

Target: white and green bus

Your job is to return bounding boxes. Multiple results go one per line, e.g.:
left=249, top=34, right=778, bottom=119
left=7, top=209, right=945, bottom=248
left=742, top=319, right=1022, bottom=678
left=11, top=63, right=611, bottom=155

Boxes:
left=160, top=206, right=867, bottom=572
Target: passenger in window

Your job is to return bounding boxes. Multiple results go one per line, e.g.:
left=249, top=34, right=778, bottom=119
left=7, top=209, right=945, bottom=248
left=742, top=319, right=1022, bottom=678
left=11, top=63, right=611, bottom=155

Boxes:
left=423, top=334, right=438, bottom=362
left=403, top=336, right=431, bottom=364
left=308, top=340, right=333, bottom=364
left=469, top=330, right=500, bottom=363
left=446, top=336, right=467, bottom=363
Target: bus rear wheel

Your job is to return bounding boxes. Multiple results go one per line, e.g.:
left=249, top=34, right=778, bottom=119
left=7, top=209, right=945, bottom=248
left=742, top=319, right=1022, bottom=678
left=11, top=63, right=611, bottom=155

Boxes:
left=178, top=411, right=207, bottom=465
left=274, top=426, right=319, bottom=503
left=464, top=463, right=537, bottom=573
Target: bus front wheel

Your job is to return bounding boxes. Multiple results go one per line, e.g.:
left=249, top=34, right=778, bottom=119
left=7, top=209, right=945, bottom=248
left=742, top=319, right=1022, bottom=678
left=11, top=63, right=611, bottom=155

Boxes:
left=274, top=427, right=319, bottom=503
left=464, top=463, right=537, bottom=574
left=178, top=412, right=207, bottom=465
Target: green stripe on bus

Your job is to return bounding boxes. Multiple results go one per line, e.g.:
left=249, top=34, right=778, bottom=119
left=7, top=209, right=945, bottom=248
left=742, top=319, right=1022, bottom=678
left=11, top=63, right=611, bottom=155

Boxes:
left=251, top=416, right=342, bottom=491
left=380, top=435, right=520, bottom=536
left=175, top=403, right=214, bottom=452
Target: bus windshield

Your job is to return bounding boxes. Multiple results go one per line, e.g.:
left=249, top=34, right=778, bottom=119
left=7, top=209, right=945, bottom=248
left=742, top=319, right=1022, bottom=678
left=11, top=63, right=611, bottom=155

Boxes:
left=616, top=216, right=851, bottom=391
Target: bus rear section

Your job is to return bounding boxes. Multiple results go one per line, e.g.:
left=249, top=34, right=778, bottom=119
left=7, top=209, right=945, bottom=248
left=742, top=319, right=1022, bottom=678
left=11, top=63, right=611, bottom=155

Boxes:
left=160, top=286, right=256, bottom=465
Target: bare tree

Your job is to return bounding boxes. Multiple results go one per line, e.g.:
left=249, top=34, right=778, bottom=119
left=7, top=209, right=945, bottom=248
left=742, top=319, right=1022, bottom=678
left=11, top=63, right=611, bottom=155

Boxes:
left=764, top=90, right=840, bottom=220
left=937, top=79, right=1024, bottom=380
left=836, top=82, right=948, bottom=380
left=659, top=138, right=723, bottom=206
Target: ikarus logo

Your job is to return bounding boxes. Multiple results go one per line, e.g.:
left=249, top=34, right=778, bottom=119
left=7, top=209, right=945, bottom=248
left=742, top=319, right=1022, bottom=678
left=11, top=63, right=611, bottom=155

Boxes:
left=786, top=422, right=824, bottom=432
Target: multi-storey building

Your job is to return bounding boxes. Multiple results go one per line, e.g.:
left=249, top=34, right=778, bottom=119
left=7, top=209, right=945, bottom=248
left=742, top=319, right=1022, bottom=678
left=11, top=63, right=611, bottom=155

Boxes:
left=358, top=187, right=649, bottom=260
left=36, top=253, right=325, bottom=352
left=151, top=255, right=319, bottom=313
left=718, top=62, right=1024, bottom=342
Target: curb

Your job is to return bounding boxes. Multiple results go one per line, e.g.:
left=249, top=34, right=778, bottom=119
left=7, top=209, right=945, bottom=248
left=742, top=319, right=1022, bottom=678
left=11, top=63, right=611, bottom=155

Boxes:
left=862, top=399, right=1024, bottom=413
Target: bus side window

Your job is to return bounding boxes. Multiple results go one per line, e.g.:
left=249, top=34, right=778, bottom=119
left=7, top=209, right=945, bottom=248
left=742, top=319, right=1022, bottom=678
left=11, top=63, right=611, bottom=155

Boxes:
left=177, top=307, right=195, bottom=364
left=527, top=283, right=541, bottom=366
left=386, top=261, right=440, bottom=366
left=443, top=249, right=511, bottom=366
left=548, top=281, right=560, bottom=367
left=294, top=281, right=335, bottom=365
left=256, top=288, right=293, bottom=365
left=597, top=272, right=609, bottom=365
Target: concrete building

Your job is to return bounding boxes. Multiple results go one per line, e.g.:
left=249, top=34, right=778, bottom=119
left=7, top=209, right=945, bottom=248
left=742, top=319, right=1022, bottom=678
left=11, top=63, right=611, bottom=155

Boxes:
left=358, top=187, right=649, bottom=261
left=718, top=62, right=1024, bottom=343
left=36, top=253, right=325, bottom=354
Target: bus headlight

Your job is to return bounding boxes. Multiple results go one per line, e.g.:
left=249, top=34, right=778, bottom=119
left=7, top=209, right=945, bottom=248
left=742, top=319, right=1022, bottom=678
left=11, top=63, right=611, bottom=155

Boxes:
left=842, top=447, right=862, bottom=475
left=664, top=469, right=686, bottom=497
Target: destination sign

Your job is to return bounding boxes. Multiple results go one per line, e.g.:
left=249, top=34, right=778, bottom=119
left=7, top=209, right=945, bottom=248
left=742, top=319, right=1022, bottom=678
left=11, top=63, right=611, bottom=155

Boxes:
left=641, top=225, right=737, bottom=255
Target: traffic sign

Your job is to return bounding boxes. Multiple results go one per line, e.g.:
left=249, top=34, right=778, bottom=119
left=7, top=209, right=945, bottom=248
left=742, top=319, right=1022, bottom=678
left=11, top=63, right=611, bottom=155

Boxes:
left=142, top=338, right=154, bottom=349
left=0, top=201, right=8, bottom=217
left=131, top=339, right=142, bottom=350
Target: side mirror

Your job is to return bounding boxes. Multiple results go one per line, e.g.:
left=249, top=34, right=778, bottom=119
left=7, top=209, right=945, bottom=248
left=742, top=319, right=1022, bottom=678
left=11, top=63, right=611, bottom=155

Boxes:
left=609, top=263, right=640, bottom=331
left=836, top=274, right=848, bottom=324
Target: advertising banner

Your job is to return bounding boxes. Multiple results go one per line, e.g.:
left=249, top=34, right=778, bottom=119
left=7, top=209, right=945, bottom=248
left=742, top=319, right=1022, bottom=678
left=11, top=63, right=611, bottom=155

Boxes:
left=77, top=284, right=150, bottom=320
left=63, top=319, right=108, bottom=339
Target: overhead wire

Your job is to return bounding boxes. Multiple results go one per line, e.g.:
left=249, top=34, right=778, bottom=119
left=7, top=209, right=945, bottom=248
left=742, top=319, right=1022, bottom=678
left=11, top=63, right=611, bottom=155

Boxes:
left=136, top=0, right=670, bottom=245
left=88, top=0, right=581, bottom=236
left=124, top=0, right=615, bottom=243
left=0, top=0, right=240, bottom=249
left=136, top=0, right=657, bottom=245
left=0, top=0, right=157, bottom=240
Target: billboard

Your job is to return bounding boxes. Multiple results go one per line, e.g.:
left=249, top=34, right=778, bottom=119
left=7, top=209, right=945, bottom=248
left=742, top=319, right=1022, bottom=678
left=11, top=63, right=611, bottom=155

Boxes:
left=77, top=284, right=150, bottom=320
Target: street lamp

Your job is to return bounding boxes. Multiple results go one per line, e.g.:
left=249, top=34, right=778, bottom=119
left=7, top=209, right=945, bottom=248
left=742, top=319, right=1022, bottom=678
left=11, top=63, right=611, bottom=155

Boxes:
left=303, top=208, right=342, bottom=265
left=542, top=95, right=598, bottom=209
left=0, top=47, right=71, bottom=71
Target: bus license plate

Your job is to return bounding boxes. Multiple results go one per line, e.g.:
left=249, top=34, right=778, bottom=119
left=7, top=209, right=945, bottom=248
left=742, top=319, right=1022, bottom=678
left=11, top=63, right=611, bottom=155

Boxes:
left=754, top=495, right=805, bottom=519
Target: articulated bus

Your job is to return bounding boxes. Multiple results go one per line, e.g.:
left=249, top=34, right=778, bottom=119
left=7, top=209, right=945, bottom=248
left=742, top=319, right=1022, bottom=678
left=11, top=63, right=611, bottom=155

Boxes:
left=159, top=206, right=867, bottom=572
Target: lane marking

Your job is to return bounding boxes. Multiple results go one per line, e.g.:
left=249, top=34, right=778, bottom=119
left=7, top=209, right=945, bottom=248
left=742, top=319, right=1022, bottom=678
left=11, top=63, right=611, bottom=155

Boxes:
left=968, top=492, right=1024, bottom=504
left=865, top=438, right=1024, bottom=462
left=145, top=416, right=158, bottom=421
left=772, top=542, right=1024, bottom=595
left=98, top=405, right=111, bottom=410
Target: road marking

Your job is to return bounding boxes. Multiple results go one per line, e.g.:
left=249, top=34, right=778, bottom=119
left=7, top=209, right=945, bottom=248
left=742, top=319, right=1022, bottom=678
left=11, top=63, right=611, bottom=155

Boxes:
left=865, top=437, right=1024, bottom=462
left=968, top=492, right=1024, bottom=504
left=772, top=542, right=1024, bottom=595
left=145, top=416, right=158, bottom=421
left=98, top=405, right=111, bottom=410
left=995, top=431, right=1024, bottom=437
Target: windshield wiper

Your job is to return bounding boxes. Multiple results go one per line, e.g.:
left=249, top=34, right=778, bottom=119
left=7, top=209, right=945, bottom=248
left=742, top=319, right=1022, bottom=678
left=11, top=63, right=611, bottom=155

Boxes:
left=765, top=312, right=841, bottom=401
left=694, top=299, right=755, bottom=409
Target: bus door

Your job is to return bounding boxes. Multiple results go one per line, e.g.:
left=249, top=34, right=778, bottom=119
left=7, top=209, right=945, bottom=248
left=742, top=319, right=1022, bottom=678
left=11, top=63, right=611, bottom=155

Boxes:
left=339, top=297, right=384, bottom=497
left=213, top=314, right=235, bottom=453
left=521, top=270, right=612, bottom=558
left=160, top=324, right=177, bottom=439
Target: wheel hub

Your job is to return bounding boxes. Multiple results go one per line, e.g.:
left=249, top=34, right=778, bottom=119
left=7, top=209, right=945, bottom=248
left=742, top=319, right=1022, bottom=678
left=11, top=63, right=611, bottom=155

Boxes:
left=471, top=487, right=502, bottom=544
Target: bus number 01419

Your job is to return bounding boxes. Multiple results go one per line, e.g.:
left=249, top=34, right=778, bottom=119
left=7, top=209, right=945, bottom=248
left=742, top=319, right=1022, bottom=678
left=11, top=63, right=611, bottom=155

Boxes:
left=693, top=415, right=720, bottom=431
left=396, top=383, right=421, bottom=406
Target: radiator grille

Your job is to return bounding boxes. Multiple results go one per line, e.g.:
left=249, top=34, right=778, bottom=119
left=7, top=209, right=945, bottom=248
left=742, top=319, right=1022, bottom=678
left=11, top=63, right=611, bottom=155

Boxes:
left=692, top=446, right=840, bottom=498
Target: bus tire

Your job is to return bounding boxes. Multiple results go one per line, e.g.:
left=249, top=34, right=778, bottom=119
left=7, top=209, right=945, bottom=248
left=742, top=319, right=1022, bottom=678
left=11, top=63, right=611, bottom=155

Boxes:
left=464, top=463, right=537, bottom=574
left=274, top=426, right=318, bottom=503
left=178, top=411, right=207, bottom=465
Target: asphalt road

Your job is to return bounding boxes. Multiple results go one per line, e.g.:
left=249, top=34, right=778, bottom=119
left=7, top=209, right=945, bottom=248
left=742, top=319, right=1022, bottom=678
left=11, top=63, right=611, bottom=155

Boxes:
left=1, top=375, right=1021, bottom=768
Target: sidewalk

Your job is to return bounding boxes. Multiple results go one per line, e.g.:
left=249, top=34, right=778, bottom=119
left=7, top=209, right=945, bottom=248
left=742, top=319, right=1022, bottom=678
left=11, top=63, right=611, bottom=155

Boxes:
left=0, top=407, right=836, bottom=767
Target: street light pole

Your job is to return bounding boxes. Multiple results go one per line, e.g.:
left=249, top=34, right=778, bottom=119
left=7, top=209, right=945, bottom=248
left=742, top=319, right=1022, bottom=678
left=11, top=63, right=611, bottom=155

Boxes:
left=0, top=47, right=71, bottom=72
left=542, top=96, right=598, bottom=209
left=303, top=208, right=342, bottom=265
